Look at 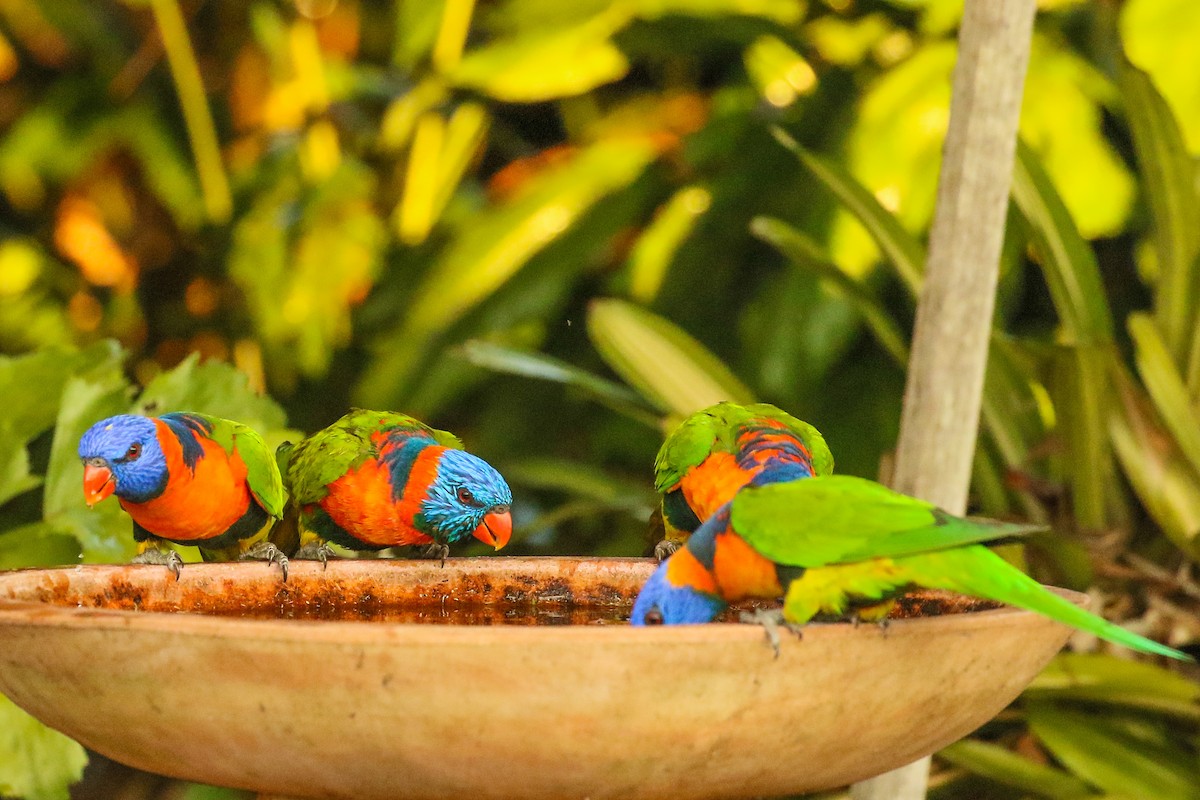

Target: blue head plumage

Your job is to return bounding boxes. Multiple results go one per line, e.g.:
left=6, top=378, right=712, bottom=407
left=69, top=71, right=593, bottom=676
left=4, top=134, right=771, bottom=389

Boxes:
left=78, top=415, right=169, bottom=504
left=420, top=449, right=514, bottom=547
left=631, top=559, right=727, bottom=625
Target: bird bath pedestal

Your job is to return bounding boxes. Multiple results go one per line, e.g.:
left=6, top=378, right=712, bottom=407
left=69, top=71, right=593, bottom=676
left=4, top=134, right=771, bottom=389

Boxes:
left=0, top=558, right=1076, bottom=800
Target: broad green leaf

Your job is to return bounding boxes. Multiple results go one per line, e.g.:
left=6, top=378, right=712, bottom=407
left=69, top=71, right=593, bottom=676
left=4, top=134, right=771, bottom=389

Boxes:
left=455, top=340, right=661, bottom=428
left=939, top=739, right=1097, bottom=800
left=1027, top=703, right=1200, bottom=799
left=0, top=523, right=80, bottom=571
left=1109, top=365, right=1200, bottom=559
left=1027, top=653, right=1200, bottom=722
left=358, top=137, right=658, bottom=407
left=0, top=429, right=42, bottom=510
left=0, top=341, right=122, bottom=444
left=750, top=216, right=910, bottom=364
left=452, top=11, right=632, bottom=102
left=1128, top=313, right=1200, bottom=480
left=628, top=186, right=713, bottom=304
left=0, top=694, right=87, bottom=800
left=1118, top=61, right=1200, bottom=368
left=772, top=128, right=925, bottom=295
left=587, top=299, right=754, bottom=418
left=137, top=354, right=287, bottom=435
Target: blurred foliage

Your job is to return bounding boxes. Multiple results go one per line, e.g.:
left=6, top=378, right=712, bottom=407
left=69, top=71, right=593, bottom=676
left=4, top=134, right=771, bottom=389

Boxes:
left=1, top=0, right=1200, bottom=798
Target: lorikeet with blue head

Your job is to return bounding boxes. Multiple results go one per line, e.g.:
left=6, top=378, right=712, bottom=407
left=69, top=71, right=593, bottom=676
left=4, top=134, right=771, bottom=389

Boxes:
left=632, top=470, right=1190, bottom=661
left=650, top=402, right=833, bottom=560
left=78, top=412, right=287, bottom=579
left=276, top=409, right=512, bottom=564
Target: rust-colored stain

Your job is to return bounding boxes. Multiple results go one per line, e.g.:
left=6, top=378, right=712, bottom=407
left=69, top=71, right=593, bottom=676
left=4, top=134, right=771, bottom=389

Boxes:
left=1, top=560, right=997, bottom=626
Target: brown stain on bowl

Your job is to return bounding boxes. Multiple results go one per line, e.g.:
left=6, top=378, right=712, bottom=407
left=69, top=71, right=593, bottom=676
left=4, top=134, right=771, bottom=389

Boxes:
left=0, top=558, right=1080, bottom=800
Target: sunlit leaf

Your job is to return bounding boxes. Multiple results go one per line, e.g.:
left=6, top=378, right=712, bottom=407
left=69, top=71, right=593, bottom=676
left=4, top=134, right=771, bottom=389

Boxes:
left=1121, top=0, right=1200, bottom=151
left=939, top=739, right=1097, bottom=800
left=587, top=298, right=754, bottom=418
left=455, top=340, right=661, bottom=428
left=0, top=694, right=87, bottom=800
left=1027, top=703, right=1199, bottom=799
left=452, top=10, right=632, bottom=102
left=773, top=127, right=925, bottom=294
left=628, top=186, right=712, bottom=304
left=358, top=137, right=658, bottom=407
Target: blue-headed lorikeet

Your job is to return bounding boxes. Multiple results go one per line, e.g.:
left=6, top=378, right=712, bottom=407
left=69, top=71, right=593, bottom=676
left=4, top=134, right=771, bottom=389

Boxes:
left=651, top=402, right=833, bottom=559
left=275, top=409, right=512, bottom=564
left=632, top=471, right=1190, bottom=661
left=78, top=412, right=287, bottom=579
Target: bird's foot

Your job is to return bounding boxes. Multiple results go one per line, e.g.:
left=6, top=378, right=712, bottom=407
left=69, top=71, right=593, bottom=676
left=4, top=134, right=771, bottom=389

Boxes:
left=241, top=541, right=290, bottom=582
left=739, top=607, right=803, bottom=659
left=653, top=539, right=682, bottom=562
left=416, top=542, right=450, bottom=567
left=293, top=542, right=335, bottom=569
left=132, top=547, right=184, bottom=581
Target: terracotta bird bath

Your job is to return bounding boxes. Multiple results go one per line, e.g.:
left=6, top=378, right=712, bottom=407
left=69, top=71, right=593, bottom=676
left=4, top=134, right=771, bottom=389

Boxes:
left=0, top=558, right=1078, bottom=800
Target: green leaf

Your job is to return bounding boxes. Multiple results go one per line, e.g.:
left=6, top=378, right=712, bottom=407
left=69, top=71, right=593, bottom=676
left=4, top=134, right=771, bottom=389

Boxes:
left=1027, top=703, right=1200, bottom=799
left=0, top=694, right=87, bottom=800
left=455, top=340, right=661, bottom=428
left=0, top=341, right=123, bottom=445
left=358, top=137, right=658, bottom=407
left=1109, top=362, right=1200, bottom=559
left=1128, top=313, right=1200, bottom=479
left=750, top=216, right=910, bottom=364
left=1118, top=61, right=1200, bottom=368
left=1026, top=653, right=1200, bottom=722
left=0, top=429, right=43, bottom=510
left=939, top=739, right=1097, bottom=800
left=772, top=127, right=925, bottom=296
left=137, top=354, right=287, bottom=435
left=628, top=186, right=713, bottom=304
left=587, top=299, right=755, bottom=418
left=452, top=10, right=632, bottom=102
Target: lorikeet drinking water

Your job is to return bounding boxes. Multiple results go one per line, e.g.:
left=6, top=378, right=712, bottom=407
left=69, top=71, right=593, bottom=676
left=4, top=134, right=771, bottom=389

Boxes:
left=275, top=409, right=512, bottom=564
left=651, top=402, right=833, bottom=559
left=632, top=470, right=1190, bottom=661
left=78, top=413, right=287, bottom=579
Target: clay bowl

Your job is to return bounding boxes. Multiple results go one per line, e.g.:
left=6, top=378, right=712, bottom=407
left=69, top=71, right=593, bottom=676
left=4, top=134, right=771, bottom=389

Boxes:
left=0, top=558, right=1078, bottom=800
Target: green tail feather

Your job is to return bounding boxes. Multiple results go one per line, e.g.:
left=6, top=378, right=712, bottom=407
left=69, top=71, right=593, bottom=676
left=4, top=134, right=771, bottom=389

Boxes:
left=904, top=547, right=1191, bottom=662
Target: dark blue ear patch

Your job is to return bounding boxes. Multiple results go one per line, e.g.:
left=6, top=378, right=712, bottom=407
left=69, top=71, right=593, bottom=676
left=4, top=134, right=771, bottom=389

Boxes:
left=159, top=413, right=212, bottom=471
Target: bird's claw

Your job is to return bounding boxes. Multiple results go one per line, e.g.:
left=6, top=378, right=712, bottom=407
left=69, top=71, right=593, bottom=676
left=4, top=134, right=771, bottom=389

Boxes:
left=739, top=607, right=803, bottom=659
left=653, top=540, right=681, bottom=561
left=242, top=542, right=290, bottom=582
left=294, top=542, right=334, bottom=570
left=417, top=542, right=450, bottom=567
left=132, top=548, right=184, bottom=581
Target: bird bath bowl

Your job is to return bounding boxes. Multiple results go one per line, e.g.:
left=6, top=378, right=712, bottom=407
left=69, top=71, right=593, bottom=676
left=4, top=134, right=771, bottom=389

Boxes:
left=0, top=558, right=1079, bottom=800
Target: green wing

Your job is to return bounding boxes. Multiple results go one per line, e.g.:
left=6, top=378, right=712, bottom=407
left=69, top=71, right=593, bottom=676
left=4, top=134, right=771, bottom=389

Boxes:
left=732, top=475, right=1042, bottom=567
left=282, top=409, right=461, bottom=505
left=197, top=414, right=285, bottom=519
left=653, top=402, right=834, bottom=492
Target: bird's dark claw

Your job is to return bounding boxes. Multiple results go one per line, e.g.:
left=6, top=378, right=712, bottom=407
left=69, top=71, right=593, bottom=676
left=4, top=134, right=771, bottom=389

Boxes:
left=132, top=547, right=184, bottom=581
left=653, top=539, right=682, bottom=561
left=417, top=542, right=450, bottom=567
left=294, top=542, right=334, bottom=570
left=242, top=542, right=290, bottom=582
left=739, top=607, right=803, bottom=659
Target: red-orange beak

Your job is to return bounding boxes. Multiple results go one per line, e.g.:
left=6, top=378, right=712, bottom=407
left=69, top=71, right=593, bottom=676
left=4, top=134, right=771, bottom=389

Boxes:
left=83, top=463, right=115, bottom=507
left=472, top=507, right=512, bottom=551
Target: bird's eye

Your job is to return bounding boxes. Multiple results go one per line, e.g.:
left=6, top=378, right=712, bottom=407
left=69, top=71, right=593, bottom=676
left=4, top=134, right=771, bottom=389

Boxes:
left=644, top=608, right=665, bottom=625
left=456, top=486, right=476, bottom=505
left=125, top=443, right=142, bottom=461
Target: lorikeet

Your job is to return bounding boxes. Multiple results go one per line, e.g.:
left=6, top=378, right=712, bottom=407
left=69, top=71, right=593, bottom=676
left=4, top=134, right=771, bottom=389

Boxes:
left=78, top=413, right=287, bottom=579
left=276, top=409, right=512, bottom=564
left=631, top=472, right=1190, bottom=661
left=651, top=402, right=833, bottom=559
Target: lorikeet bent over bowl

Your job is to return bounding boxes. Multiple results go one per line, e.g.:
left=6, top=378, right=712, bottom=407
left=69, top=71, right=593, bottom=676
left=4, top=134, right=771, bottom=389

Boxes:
left=276, top=409, right=512, bottom=564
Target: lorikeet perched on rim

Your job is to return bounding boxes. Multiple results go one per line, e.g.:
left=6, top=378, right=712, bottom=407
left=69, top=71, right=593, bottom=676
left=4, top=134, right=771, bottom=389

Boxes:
left=651, top=402, right=833, bottom=559
left=631, top=470, right=1190, bottom=661
left=78, top=412, right=287, bottom=579
left=276, top=409, right=512, bottom=564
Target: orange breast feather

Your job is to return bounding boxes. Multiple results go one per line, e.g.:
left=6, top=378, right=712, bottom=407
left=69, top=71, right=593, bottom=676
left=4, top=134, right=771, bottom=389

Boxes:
left=320, top=445, right=443, bottom=547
